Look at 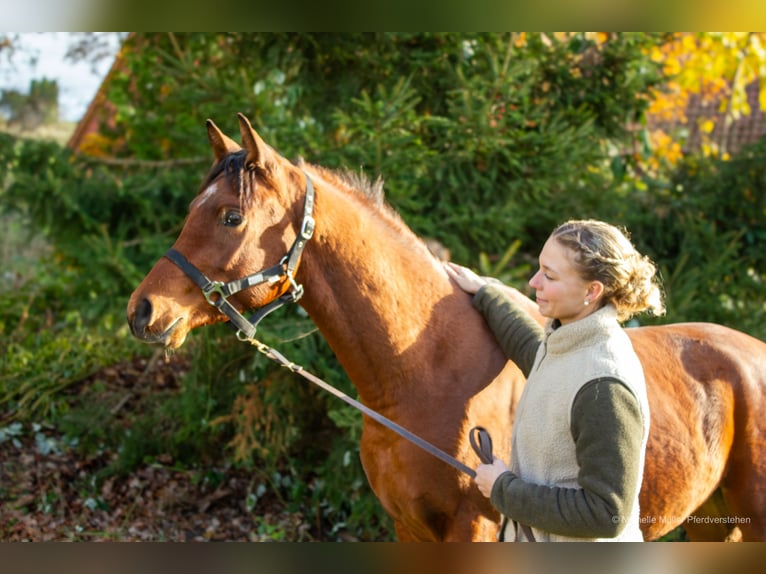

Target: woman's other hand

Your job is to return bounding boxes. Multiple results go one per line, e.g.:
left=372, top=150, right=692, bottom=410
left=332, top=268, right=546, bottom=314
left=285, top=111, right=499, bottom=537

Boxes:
left=444, top=262, right=488, bottom=294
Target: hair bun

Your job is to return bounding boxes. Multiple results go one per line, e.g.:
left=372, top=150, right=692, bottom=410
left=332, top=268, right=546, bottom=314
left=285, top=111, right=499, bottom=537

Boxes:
left=552, top=219, right=665, bottom=321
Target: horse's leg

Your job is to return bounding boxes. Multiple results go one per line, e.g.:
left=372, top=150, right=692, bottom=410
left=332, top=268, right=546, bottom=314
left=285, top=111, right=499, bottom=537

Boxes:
left=717, top=445, right=766, bottom=541
left=393, top=521, right=421, bottom=542
left=717, top=373, right=766, bottom=541
left=445, top=509, right=500, bottom=542
left=390, top=497, right=498, bottom=541
left=685, top=488, right=742, bottom=541
left=691, top=465, right=766, bottom=542
left=382, top=493, right=452, bottom=541
left=686, top=373, right=766, bottom=542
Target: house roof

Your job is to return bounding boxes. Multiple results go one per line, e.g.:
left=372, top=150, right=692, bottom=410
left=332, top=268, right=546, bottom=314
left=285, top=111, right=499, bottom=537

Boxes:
left=66, top=35, right=130, bottom=153
left=649, top=80, right=766, bottom=155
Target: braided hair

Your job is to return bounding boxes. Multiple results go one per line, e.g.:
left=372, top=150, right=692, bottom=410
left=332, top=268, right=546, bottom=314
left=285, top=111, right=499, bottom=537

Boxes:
left=551, top=220, right=665, bottom=322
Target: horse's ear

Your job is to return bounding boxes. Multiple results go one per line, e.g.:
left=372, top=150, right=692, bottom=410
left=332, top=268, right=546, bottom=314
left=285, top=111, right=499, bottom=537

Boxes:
left=207, top=119, right=240, bottom=162
left=237, top=112, right=275, bottom=171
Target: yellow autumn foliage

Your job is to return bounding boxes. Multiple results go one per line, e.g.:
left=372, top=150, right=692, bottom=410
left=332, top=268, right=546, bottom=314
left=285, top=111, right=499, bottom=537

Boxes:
left=644, top=32, right=766, bottom=171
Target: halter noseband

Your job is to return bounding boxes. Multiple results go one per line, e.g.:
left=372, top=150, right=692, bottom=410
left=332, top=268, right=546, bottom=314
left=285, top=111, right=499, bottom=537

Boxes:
left=164, top=171, right=315, bottom=341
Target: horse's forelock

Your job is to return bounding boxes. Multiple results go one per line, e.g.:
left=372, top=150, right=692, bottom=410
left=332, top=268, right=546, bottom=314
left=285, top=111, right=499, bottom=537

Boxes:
left=195, top=150, right=259, bottom=209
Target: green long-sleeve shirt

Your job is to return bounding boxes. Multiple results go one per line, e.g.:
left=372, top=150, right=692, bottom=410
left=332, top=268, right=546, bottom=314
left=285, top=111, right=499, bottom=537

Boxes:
left=473, top=284, right=647, bottom=541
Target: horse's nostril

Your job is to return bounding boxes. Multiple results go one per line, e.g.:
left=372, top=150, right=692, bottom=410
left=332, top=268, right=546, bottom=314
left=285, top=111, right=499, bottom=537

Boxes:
left=133, top=297, right=153, bottom=332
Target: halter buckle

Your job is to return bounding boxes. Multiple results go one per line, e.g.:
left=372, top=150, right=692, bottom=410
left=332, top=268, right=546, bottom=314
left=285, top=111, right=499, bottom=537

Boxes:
left=300, top=215, right=315, bottom=240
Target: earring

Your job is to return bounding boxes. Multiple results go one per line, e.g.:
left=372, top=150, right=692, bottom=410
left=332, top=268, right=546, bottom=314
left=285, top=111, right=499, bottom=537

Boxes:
left=584, top=299, right=590, bottom=306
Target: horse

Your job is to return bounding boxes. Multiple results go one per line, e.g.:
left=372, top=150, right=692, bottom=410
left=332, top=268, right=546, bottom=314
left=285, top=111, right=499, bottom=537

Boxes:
left=127, top=113, right=766, bottom=541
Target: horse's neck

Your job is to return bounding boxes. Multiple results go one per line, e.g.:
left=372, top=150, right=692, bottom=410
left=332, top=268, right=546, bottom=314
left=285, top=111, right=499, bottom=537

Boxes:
left=295, top=177, right=480, bottom=407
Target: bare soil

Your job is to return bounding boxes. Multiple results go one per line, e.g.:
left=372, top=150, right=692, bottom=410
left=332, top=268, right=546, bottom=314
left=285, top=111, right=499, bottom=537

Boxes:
left=0, top=356, right=317, bottom=542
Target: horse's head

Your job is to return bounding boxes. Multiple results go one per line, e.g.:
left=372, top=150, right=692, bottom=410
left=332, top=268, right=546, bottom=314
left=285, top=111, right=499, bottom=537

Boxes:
left=127, top=113, right=313, bottom=348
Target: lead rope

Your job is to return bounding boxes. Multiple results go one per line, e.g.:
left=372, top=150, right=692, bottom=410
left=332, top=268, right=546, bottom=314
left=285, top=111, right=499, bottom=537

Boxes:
left=246, top=336, right=485, bottom=479
left=249, top=337, right=536, bottom=541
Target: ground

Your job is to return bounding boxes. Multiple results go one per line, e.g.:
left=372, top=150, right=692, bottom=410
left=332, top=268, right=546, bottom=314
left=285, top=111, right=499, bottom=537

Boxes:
left=0, top=356, right=319, bottom=542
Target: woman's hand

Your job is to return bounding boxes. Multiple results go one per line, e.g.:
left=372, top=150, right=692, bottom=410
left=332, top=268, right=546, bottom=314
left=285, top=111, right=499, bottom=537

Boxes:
left=444, top=262, right=488, bottom=294
left=474, top=457, right=510, bottom=498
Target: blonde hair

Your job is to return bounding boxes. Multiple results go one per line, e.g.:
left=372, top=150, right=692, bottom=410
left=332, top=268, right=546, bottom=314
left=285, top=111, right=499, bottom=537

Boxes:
left=551, top=219, right=665, bottom=322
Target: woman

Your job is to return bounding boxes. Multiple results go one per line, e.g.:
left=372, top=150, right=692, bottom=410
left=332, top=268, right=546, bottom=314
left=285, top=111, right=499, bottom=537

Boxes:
left=445, top=219, right=665, bottom=542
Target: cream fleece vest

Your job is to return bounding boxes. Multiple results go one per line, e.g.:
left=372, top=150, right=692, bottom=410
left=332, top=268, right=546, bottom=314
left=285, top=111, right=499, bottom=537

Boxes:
left=505, top=305, right=650, bottom=542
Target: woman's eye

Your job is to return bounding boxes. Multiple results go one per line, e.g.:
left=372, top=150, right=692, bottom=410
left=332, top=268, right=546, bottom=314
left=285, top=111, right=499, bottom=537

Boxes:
left=223, top=211, right=243, bottom=227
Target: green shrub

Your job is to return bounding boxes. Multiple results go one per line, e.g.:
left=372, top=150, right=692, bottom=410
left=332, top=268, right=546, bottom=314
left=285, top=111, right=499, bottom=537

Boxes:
left=625, top=138, right=766, bottom=338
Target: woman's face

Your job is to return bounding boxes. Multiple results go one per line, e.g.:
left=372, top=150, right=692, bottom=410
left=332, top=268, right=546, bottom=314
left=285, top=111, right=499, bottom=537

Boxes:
left=528, top=237, right=601, bottom=325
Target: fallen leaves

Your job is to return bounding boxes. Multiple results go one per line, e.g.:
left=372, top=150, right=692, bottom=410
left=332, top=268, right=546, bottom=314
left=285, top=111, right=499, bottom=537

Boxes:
left=0, top=355, right=315, bottom=542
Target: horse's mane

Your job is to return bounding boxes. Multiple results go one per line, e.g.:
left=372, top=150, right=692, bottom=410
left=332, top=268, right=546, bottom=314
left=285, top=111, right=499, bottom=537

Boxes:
left=200, top=151, right=443, bottom=262
left=296, top=158, right=385, bottom=208
left=297, top=160, right=429, bottom=253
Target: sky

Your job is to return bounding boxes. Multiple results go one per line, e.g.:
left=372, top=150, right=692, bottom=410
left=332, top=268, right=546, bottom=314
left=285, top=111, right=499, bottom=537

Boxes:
left=0, top=32, right=122, bottom=122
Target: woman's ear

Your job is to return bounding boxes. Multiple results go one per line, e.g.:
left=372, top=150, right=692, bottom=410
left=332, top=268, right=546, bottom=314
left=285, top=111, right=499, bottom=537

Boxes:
left=586, top=281, right=605, bottom=304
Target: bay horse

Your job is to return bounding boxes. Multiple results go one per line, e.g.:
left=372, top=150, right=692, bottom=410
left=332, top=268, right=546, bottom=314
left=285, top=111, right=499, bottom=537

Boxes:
left=127, top=114, right=766, bottom=541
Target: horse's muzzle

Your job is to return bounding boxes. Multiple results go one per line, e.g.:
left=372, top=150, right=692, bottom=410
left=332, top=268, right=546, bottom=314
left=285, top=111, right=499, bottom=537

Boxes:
left=128, top=297, right=181, bottom=346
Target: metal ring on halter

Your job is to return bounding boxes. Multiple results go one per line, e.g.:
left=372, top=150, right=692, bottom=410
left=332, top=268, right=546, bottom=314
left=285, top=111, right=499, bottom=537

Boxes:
left=203, top=281, right=227, bottom=306
left=286, top=273, right=304, bottom=301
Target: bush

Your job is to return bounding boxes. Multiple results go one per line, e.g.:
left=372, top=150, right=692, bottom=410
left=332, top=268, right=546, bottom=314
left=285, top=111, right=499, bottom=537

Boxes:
left=624, top=138, right=766, bottom=339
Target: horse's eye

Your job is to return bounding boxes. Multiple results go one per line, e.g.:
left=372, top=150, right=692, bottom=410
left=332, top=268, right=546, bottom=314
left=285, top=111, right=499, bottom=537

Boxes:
left=223, top=210, right=243, bottom=227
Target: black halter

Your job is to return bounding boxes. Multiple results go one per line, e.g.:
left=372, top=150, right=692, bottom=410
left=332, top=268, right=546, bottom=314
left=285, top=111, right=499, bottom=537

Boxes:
left=164, top=172, right=315, bottom=341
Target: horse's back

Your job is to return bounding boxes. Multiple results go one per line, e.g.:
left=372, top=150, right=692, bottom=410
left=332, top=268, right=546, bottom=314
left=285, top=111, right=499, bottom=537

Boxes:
left=628, top=320, right=766, bottom=353
left=627, top=321, right=766, bottom=399
left=627, top=322, right=766, bottom=541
